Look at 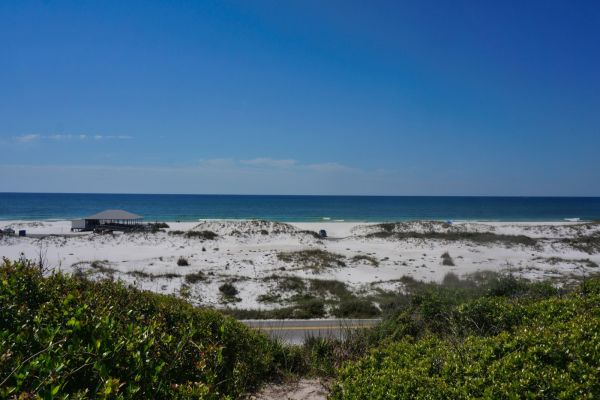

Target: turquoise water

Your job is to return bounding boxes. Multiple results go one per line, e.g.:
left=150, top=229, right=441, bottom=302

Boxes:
left=0, top=193, right=599, bottom=222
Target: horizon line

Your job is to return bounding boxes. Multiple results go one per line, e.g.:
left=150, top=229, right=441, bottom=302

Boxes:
left=1, top=192, right=599, bottom=198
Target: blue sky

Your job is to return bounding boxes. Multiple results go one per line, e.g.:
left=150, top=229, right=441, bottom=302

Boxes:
left=1, top=0, right=599, bottom=195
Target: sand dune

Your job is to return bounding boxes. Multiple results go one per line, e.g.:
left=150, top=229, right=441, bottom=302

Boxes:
left=1, top=220, right=599, bottom=312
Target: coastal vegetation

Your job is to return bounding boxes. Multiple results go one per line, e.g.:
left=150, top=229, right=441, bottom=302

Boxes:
left=219, top=282, right=241, bottom=303
left=277, top=249, right=347, bottom=272
left=0, top=258, right=290, bottom=399
left=366, top=229, right=538, bottom=247
left=176, top=256, right=189, bottom=266
left=349, top=254, right=379, bottom=266
left=169, top=230, right=219, bottom=240
left=441, top=251, right=455, bottom=266
left=2, top=258, right=599, bottom=398
left=330, top=276, right=600, bottom=399
left=562, top=232, right=600, bottom=254
left=185, top=271, right=206, bottom=284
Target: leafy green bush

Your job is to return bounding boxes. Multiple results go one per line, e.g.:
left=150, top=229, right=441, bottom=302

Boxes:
left=185, top=271, right=205, bottom=284
left=227, top=298, right=326, bottom=319
left=0, top=258, right=287, bottom=399
left=148, top=222, right=170, bottom=232
left=331, top=278, right=600, bottom=399
left=177, top=256, right=189, bottom=266
left=168, top=230, right=218, bottom=240
left=219, top=282, right=239, bottom=297
left=440, top=251, right=454, bottom=266
left=185, top=230, right=218, bottom=240
left=333, top=299, right=380, bottom=318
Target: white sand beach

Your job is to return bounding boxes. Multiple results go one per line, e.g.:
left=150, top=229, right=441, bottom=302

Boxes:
left=1, top=219, right=599, bottom=312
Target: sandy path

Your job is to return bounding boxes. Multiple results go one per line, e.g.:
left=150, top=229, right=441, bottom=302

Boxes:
left=248, top=379, right=329, bottom=400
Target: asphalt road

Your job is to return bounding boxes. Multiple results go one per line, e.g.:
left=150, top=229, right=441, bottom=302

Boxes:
left=240, top=318, right=381, bottom=344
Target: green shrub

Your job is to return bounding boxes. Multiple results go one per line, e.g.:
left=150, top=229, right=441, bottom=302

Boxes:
left=309, top=279, right=351, bottom=298
left=185, top=271, right=205, bottom=284
left=440, top=251, right=454, bottom=266
left=366, top=229, right=537, bottom=247
left=219, top=282, right=239, bottom=297
left=562, top=233, right=600, bottom=254
left=291, top=298, right=326, bottom=318
left=148, top=222, right=169, bottom=232
left=272, top=275, right=306, bottom=292
left=333, top=299, right=380, bottom=318
left=331, top=279, right=600, bottom=399
left=0, top=258, right=287, bottom=399
left=185, top=230, right=218, bottom=240
left=169, top=230, right=218, bottom=240
left=277, top=249, right=346, bottom=272
left=350, top=255, right=379, bottom=266
left=225, top=298, right=326, bottom=319
left=177, top=256, right=189, bottom=266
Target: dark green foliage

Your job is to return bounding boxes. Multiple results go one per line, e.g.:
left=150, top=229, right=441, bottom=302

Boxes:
left=256, top=293, right=281, bottom=303
left=375, top=272, right=561, bottom=340
left=185, top=230, right=218, bottom=240
left=169, top=230, right=218, bottom=240
left=333, top=299, right=380, bottom=318
left=89, top=260, right=117, bottom=274
left=331, top=277, right=600, bottom=399
left=309, top=279, right=351, bottom=298
left=298, top=230, right=322, bottom=239
left=290, top=298, right=326, bottom=319
left=440, top=251, right=454, bottom=266
left=176, top=256, right=189, bottom=266
left=127, top=270, right=182, bottom=280
left=184, top=271, right=205, bottom=284
left=367, top=229, right=537, bottom=247
left=226, top=298, right=326, bottom=319
left=148, top=222, right=169, bottom=232
left=219, top=282, right=239, bottom=297
left=0, top=258, right=289, bottom=399
left=272, top=275, right=306, bottom=292
left=277, top=249, right=346, bottom=271
left=562, top=233, right=600, bottom=254
left=235, top=278, right=355, bottom=318
left=350, top=255, right=379, bottom=266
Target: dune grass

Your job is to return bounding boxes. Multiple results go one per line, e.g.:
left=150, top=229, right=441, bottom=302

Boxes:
left=366, top=229, right=538, bottom=247
left=277, top=249, right=346, bottom=272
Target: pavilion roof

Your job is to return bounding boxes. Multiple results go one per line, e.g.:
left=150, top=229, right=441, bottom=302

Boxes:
left=85, top=209, right=143, bottom=220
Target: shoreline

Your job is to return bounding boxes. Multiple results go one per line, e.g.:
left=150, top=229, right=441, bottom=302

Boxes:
left=0, top=217, right=592, bottom=224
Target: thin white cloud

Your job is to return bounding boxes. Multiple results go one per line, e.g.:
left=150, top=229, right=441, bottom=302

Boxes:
left=303, top=162, right=356, bottom=173
left=240, top=157, right=297, bottom=168
left=94, top=135, right=133, bottom=140
left=12, top=134, right=133, bottom=142
left=15, top=134, right=40, bottom=143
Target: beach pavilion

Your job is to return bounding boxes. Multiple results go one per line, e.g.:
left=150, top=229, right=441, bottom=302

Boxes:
left=71, top=209, right=143, bottom=231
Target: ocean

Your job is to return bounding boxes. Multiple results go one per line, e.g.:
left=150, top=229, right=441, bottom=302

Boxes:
left=1, top=193, right=599, bottom=222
